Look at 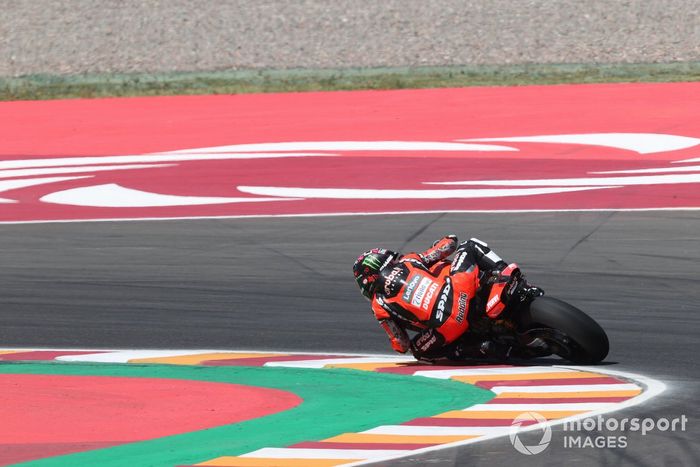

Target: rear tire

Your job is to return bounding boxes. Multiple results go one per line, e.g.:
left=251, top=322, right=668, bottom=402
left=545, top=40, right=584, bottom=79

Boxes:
left=517, top=297, right=609, bottom=364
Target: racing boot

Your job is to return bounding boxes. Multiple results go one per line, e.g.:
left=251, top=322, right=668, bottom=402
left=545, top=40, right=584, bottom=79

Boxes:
left=478, top=340, right=513, bottom=360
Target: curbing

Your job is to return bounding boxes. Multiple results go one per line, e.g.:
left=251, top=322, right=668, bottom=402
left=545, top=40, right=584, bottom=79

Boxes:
left=0, top=348, right=665, bottom=466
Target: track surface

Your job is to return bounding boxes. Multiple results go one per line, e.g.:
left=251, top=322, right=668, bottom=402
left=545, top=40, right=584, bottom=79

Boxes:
left=2, top=84, right=698, bottom=465
left=2, top=211, right=698, bottom=465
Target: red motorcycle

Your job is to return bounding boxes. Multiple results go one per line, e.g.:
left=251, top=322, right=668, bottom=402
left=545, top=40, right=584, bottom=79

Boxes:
left=456, top=263, right=610, bottom=364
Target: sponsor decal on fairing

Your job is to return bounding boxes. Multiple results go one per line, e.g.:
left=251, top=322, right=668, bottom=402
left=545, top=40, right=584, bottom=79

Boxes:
left=456, top=292, right=468, bottom=324
left=422, top=281, right=440, bottom=311
left=434, top=278, right=452, bottom=323
left=410, top=277, right=434, bottom=308
left=402, top=274, right=421, bottom=302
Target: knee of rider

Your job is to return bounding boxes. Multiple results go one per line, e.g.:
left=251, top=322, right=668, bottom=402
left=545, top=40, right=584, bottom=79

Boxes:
left=454, top=238, right=483, bottom=260
left=462, top=237, right=489, bottom=254
left=465, top=237, right=507, bottom=270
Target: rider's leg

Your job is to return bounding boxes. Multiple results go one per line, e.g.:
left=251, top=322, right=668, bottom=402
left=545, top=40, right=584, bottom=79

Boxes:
left=453, top=238, right=508, bottom=274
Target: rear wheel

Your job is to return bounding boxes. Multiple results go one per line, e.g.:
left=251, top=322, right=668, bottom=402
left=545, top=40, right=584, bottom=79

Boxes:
left=517, top=297, right=609, bottom=364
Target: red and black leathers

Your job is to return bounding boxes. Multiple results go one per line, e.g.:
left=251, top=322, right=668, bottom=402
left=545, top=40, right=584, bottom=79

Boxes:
left=371, top=236, right=508, bottom=360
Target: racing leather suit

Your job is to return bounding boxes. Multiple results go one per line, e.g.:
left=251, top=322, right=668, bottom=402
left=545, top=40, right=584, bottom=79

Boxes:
left=371, top=236, right=508, bottom=360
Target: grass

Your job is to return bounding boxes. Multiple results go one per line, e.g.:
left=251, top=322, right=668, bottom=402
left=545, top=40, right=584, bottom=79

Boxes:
left=1, top=62, right=699, bottom=101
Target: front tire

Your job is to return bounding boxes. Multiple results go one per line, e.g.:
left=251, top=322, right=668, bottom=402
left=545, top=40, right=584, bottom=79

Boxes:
left=517, top=297, right=609, bottom=364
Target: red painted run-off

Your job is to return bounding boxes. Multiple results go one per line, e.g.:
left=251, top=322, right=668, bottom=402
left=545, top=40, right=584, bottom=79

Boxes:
left=1, top=82, right=699, bottom=223
left=0, top=374, right=301, bottom=465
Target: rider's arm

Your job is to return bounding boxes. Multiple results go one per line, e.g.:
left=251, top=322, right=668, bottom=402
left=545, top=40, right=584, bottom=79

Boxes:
left=372, top=299, right=410, bottom=354
left=407, top=235, right=458, bottom=267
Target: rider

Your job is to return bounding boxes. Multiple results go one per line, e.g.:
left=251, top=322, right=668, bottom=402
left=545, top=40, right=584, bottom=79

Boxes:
left=352, top=235, right=542, bottom=361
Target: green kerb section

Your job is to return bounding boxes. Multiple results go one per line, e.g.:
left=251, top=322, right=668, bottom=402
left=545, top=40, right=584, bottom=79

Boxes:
left=0, top=362, right=493, bottom=467
left=1, top=62, right=699, bottom=101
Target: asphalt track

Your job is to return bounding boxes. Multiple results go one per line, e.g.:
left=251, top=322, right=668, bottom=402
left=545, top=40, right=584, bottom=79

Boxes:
left=1, top=210, right=698, bottom=466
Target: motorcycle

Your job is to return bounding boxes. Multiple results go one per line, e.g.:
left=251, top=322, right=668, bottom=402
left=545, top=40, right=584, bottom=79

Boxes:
left=454, top=263, right=609, bottom=365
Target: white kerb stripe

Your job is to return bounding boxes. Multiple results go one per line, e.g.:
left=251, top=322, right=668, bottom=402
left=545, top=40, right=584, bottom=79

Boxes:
left=264, top=356, right=414, bottom=368
left=413, top=366, right=575, bottom=379
left=240, top=448, right=410, bottom=459
left=363, top=425, right=510, bottom=436
left=490, top=383, right=641, bottom=394
left=463, top=403, right=616, bottom=411
left=56, top=350, right=218, bottom=363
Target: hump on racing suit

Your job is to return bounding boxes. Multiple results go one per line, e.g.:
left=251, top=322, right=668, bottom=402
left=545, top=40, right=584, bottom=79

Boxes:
left=370, top=235, right=509, bottom=360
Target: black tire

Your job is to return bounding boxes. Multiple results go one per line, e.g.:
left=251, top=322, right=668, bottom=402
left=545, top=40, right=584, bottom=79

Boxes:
left=517, top=296, right=609, bottom=364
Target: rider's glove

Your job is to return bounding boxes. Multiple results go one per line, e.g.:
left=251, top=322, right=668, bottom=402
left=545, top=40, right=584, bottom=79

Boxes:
left=380, top=319, right=410, bottom=354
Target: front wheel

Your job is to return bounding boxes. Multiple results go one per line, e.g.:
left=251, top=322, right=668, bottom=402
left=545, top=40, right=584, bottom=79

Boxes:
left=516, top=297, right=609, bottom=364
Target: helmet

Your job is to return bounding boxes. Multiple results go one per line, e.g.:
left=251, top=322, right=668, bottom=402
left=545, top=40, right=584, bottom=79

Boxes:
left=353, top=248, right=398, bottom=300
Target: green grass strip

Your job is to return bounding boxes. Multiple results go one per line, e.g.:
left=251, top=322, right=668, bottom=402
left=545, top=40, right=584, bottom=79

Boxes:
left=1, top=62, right=699, bottom=101
left=1, top=362, right=493, bottom=466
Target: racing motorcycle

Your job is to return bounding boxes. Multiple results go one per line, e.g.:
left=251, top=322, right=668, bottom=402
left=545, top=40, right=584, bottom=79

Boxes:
left=454, top=264, right=609, bottom=365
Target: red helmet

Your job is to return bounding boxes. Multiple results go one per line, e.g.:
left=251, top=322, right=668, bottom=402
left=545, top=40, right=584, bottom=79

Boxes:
left=353, top=248, right=398, bottom=300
